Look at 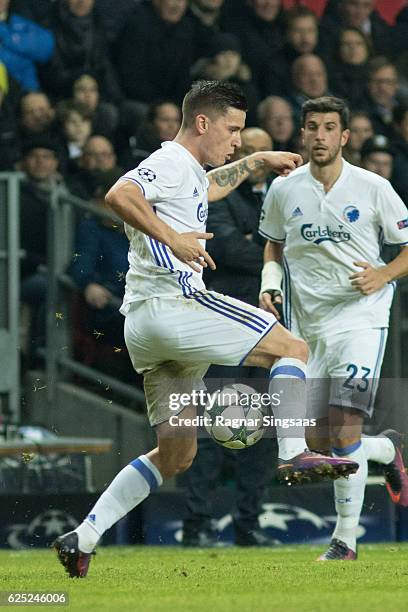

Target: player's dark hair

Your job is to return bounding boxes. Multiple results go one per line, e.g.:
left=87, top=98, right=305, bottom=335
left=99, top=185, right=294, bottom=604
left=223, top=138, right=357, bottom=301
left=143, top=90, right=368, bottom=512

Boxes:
left=181, top=80, right=248, bottom=128
left=301, top=96, right=350, bottom=130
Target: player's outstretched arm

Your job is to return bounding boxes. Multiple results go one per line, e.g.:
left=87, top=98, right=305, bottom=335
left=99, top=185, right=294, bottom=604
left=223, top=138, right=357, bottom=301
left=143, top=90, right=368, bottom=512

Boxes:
left=350, top=246, right=408, bottom=295
left=259, top=240, right=284, bottom=319
left=207, top=151, right=302, bottom=202
left=106, top=179, right=215, bottom=272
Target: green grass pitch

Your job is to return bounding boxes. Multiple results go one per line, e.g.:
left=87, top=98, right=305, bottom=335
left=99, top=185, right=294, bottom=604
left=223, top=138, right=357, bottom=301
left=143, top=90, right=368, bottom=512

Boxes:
left=1, top=544, right=407, bottom=612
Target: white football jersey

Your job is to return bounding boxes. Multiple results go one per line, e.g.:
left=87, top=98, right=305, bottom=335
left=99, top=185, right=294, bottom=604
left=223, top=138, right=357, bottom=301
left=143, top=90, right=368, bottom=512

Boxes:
left=119, top=141, right=209, bottom=314
left=259, top=160, right=408, bottom=341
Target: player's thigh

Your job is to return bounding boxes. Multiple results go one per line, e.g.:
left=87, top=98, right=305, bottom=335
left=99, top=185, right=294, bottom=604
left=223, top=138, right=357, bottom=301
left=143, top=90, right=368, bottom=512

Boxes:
left=328, top=327, right=388, bottom=418
left=144, top=360, right=209, bottom=428
left=125, top=292, right=277, bottom=371
left=242, top=321, right=308, bottom=369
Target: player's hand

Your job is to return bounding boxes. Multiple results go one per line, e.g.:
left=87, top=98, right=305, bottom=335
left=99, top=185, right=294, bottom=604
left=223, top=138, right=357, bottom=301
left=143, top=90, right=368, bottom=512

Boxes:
left=259, top=290, right=282, bottom=319
left=349, top=261, right=391, bottom=295
left=84, top=283, right=112, bottom=308
left=169, top=231, right=216, bottom=273
left=256, top=151, right=303, bottom=177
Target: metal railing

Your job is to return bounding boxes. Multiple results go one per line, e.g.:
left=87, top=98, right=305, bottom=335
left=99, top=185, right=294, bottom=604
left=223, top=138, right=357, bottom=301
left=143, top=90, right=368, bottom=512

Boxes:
left=0, top=173, right=23, bottom=424
left=45, top=186, right=145, bottom=408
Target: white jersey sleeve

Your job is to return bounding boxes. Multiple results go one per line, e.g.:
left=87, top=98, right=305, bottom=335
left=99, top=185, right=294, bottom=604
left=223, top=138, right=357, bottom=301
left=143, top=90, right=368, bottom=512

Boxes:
left=258, top=178, right=286, bottom=243
left=376, top=179, right=408, bottom=246
left=121, top=154, right=184, bottom=204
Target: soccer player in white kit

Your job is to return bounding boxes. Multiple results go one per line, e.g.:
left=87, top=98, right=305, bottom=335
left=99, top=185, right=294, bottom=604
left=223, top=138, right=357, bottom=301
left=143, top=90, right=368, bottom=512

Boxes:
left=54, top=82, right=358, bottom=577
left=259, top=96, right=408, bottom=561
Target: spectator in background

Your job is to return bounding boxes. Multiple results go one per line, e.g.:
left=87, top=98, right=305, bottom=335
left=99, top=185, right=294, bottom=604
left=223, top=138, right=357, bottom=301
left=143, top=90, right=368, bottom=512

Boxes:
left=188, top=0, right=226, bottom=58
left=183, top=128, right=276, bottom=548
left=0, top=0, right=54, bottom=91
left=266, top=6, right=320, bottom=96
left=57, top=100, right=92, bottom=167
left=68, top=134, right=120, bottom=199
left=0, top=61, right=20, bottom=169
left=18, top=92, right=63, bottom=160
left=360, top=135, right=395, bottom=182
left=257, top=95, right=296, bottom=150
left=119, top=100, right=181, bottom=171
left=190, top=33, right=260, bottom=125
left=288, top=54, right=330, bottom=121
left=19, top=92, right=56, bottom=137
left=329, top=27, right=371, bottom=108
left=69, top=169, right=137, bottom=384
left=343, top=110, right=373, bottom=165
left=114, top=0, right=193, bottom=106
left=364, top=57, right=401, bottom=139
left=226, top=0, right=286, bottom=98
left=392, top=105, right=408, bottom=205
left=72, top=74, right=119, bottom=141
left=320, top=0, right=403, bottom=58
left=189, top=0, right=224, bottom=28
left=40, top=0, right=121, bottom=102
left=18, top=136, right=66, bottom=361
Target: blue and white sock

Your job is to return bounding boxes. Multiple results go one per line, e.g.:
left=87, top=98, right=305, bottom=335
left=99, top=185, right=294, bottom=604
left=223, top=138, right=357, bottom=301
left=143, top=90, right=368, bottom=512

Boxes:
left=75, top=455, right=162, bottom=552
left=269, top=357, right=308, bottom=460
left=332, top=441, right=367, bottom=552
left=361, top=435, right=395, bottom=464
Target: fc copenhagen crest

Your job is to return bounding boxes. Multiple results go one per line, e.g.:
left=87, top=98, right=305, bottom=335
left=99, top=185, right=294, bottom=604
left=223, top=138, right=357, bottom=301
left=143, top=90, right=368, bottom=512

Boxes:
left=343, top=205, right=360, bottom=223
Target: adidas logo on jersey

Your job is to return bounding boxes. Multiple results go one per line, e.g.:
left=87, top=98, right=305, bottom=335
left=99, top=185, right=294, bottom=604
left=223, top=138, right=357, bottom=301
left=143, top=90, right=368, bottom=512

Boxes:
left=291, top=206, right=303, bottom=217
left=193, top=187, right=199, bottom=198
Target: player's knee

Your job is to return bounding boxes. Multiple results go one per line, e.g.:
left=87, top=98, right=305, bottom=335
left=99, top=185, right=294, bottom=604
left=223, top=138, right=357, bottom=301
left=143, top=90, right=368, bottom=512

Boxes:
left=285, top=338, right=309, bottom=363
left=159, top=446, right=197, bottom=478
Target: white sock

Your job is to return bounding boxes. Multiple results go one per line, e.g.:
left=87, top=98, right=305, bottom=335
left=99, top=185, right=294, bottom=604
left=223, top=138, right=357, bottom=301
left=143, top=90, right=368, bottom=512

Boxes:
left=332, top=441, right=367, bottom=552
left=269, top=357, right=307, bottom=460
left=361, top=435, right=395, bottom=464
left=75, top=455, right=163, bottom=552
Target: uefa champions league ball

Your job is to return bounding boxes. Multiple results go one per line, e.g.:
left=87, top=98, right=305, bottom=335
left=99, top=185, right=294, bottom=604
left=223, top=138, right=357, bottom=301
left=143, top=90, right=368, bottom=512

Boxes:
left=204, top=383, right=266, bottom=449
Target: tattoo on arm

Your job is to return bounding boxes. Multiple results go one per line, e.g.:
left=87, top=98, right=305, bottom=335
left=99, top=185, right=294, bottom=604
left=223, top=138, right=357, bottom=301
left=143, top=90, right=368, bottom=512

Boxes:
left=213, top=158, right=265, bottom=188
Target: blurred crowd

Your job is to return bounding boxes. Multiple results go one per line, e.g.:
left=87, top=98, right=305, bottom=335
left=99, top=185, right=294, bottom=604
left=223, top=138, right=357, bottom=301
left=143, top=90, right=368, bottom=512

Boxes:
left=3, top=0, right=408, bottom=383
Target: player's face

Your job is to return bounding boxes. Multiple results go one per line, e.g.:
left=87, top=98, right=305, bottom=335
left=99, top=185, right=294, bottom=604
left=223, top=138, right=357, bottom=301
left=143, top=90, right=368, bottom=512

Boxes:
left=203, top=107, right=246, bottom=167
left=302, top=112, right=349, bottom=167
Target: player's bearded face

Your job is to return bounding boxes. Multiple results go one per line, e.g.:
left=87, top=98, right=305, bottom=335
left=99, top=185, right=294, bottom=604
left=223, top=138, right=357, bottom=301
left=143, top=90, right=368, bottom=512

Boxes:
left=302, top=112, right=349, bottom=167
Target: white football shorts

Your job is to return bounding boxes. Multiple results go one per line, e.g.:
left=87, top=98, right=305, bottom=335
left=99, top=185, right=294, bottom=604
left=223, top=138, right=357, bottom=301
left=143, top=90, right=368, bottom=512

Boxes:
left=306, top=327, right=388, bottom=419
left=124, top=291, right=277, bottom=426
